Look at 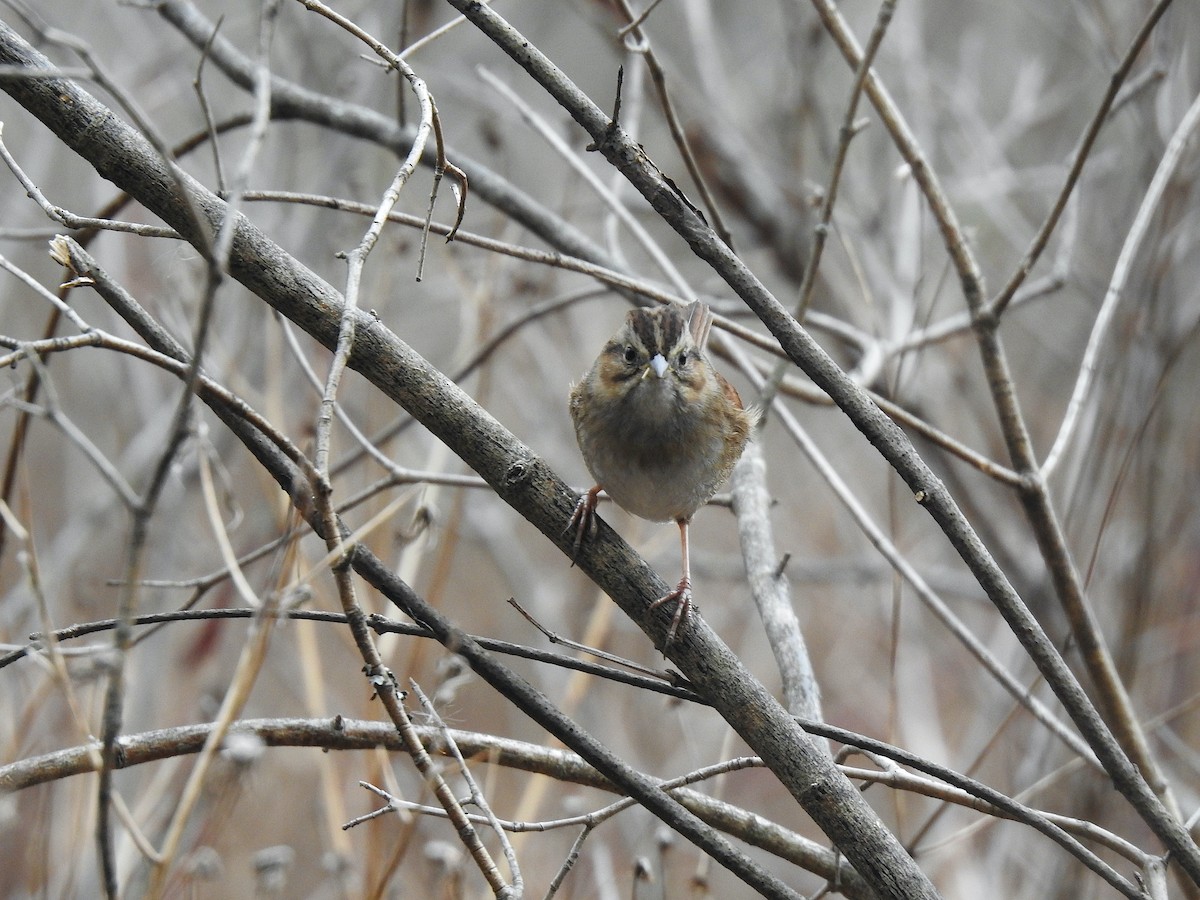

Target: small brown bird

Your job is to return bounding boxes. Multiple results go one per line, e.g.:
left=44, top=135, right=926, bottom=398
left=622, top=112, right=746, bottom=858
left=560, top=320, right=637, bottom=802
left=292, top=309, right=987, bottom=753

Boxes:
left=568, top=301, right=757, bottom=645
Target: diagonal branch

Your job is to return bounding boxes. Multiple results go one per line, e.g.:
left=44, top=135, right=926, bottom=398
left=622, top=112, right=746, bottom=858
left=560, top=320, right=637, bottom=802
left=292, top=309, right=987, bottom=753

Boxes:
left=6, top=7, right=933, bottom=898
left=0, top=32, right=824, bottom=895
left=51, top=235, right=798, bottom=898
left=435, top=0, right=1200, bottom=884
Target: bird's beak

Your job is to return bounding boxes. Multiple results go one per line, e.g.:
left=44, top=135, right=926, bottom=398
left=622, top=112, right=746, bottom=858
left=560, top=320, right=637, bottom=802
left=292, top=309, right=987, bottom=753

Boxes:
left=646, top=353, right=669, bottom=379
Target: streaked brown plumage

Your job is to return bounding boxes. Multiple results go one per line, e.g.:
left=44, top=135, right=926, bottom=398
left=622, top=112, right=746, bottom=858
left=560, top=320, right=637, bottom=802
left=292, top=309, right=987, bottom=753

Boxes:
left=568, top=301, right=756, bottom=645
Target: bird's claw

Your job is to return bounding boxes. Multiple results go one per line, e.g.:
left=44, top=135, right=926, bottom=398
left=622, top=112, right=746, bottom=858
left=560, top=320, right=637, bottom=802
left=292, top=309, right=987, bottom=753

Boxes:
left=649, top=578, right=692, bottom=649
left=564, top=487, right=600, bottom=565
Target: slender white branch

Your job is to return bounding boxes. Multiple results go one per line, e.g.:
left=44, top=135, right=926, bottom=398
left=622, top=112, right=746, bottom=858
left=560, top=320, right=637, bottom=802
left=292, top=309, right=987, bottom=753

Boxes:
left=1042, top=89, right=1200, bottom=478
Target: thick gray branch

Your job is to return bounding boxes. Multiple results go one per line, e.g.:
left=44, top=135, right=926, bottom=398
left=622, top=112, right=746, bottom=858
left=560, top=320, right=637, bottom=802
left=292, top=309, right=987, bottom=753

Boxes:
left=0, top=17, right=907, bottom=899
left=437, top=0, right=1200, bottom=884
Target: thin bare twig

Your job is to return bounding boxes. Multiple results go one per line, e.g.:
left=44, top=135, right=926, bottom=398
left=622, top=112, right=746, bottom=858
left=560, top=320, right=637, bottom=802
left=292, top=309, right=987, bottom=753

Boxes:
left=478, top=66, right=694, bottom=298
left=412, top=681, right=522, bottom=895
left=796, top=0, right=896, bottom=320
left=265, top=11, right=512, bottom=890
left=804, top=0, right=1193, bottom=859
left=27, top=17, right=244, bottom=881
left=986, top=0, right=1178, bottom=318
left=0, top=127, right=179, bottom=236
left=144, top=447, right=281, bottom=896
left=506, top=597, right=672, bottom=682
left=611, top=1, right=734, bottom=248
left=1042, top=87, right=1200, bottom=479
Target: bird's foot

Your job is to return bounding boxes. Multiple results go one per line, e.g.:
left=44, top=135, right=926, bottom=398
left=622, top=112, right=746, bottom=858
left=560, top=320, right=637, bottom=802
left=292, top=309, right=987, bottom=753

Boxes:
left=649, top=578, right=692, bottom=649
left=564, top=486, right=601, bottom=566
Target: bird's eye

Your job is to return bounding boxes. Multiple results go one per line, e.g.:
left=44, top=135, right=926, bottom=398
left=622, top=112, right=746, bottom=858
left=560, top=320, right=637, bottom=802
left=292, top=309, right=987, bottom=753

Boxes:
left=677, top=350, right=689, bottom=366
left=623, top=346, right=637, bottom=364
